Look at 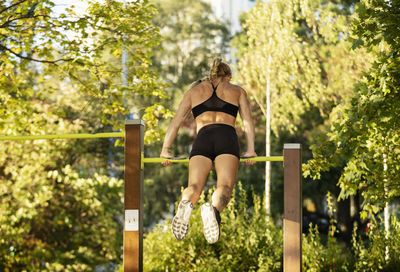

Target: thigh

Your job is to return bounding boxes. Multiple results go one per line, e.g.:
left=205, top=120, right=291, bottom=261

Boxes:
left=188, top=155, right=213, bottom=188
left=214, top=154, right=239, bottom=188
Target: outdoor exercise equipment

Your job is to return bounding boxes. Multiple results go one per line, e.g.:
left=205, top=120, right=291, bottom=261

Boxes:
left=124, top=120, right=302, bottom=272
left=0, top=119, right=303, bottom=272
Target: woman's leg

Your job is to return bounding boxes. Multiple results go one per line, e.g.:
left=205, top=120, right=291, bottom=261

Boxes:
left=182, top=155, right=213, bottom=205
left=212, top=154, right=239, bottom=212
left=172, top=155, right=212, bottom=240
left=200, top=154, right=238, bottom=244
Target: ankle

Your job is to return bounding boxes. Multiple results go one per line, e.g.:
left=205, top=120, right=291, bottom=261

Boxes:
left=182, top=197, right=197, bottom=206
left=180, top=199, right=194, bottom=208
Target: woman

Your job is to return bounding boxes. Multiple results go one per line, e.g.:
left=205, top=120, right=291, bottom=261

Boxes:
left=160, top=58, right=257, bottom=244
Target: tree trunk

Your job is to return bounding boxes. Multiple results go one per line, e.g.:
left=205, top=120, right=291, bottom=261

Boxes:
left=265, top=54, right=271, bottom=215
left=383, top=153, right=389, bottom=260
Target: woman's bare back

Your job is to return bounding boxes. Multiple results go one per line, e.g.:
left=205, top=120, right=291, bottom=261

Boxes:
left=190, top=80, right=242, bottom=131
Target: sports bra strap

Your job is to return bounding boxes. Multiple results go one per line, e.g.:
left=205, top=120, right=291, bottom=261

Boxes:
left=211, top=82, right=219, bottom=93
left=191, top=81, right=238, bottom=119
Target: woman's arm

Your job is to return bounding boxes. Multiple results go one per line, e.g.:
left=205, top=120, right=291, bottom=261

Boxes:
left=238, top=88, right=257, bottom=159
left=160, top=90, right=192, bottom=159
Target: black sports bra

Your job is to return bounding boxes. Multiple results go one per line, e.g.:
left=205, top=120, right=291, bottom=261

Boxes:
left=192, top=82, right=239, bottom=118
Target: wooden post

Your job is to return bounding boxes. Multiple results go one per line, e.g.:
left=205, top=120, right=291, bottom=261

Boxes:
left=124, top=120, right=144, bottom=272
left=283, top=143, right=302, bottom=272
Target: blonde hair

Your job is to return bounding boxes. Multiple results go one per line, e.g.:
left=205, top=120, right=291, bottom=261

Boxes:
left=208, top=58, right=231, bottom=82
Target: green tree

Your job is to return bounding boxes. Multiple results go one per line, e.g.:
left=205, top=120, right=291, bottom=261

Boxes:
left=235, top=0, right=324, bottom=214
left=304, top=0, right=400, bottom=218
left=233, top=0, right=370, bottom=223
left=0, top=89, right=124, bottom=270
left=0, top=0, right=165, bottom=269
left=150, top=0, right=230, bottom=95
left=0, top=0, right=165, bottom=132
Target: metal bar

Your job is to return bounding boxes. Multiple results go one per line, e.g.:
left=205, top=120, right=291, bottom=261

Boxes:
left=0, top=132, right=124, bottom=141
left=142, top=156, right=284, bottom=163
left=124, top=121, right=143, bottom=272
left=283, top=143, right=302, bottom=272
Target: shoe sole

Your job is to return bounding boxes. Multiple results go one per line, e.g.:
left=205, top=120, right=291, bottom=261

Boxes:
left=201, top=203, right=220, bottom=244
left=171, top=216, right=189, bottom=240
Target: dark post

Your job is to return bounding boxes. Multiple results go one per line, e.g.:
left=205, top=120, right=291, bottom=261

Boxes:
left=124, top=120, right=144, bottom=272
left=283, top=143, right=302, bottom=272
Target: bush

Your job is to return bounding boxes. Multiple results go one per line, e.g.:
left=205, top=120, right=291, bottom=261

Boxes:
left=352, top=216, right=400, bottom=272
left=302, top=192, right=353, bottom=272
left=302, top=224, right=353, bottom=272
left=144, top=184, right=400, bottom=271
left=144, top=182, right=282, bottom=271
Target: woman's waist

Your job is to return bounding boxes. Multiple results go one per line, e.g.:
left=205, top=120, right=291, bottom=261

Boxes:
left=196, top=122, right=236, bottom=134
left=195, top=115, right=235, bottom=132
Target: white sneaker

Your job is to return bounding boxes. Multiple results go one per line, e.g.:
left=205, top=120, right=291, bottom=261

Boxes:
left=201, top=203, right=221, bottom=244
left=171, top=200, right=193, bottom=240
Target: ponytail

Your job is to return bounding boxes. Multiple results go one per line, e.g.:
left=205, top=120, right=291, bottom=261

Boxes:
left=208, top=58, right=231, bottom=82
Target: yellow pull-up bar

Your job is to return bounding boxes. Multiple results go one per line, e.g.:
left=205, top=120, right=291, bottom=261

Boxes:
left=0, top=133, right=283, bottom=162
left=142, top=156, right=284, bottom=163
left=0, top=132, right=125, bottom=141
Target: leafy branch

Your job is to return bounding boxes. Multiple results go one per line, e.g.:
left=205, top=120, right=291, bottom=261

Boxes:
left=0, top=44, right=72, bottom=64
left=0, top=0, right=29, bottom=15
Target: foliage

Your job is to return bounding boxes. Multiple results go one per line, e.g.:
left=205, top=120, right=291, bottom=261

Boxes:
left=150, top=0, right=230, bottom=93
left=235, top=0, right=322, bottom=215
left=0, top=98, right=124, bottom=271
left=233, top=0, right=370, bottom=146
left=302, top=192, right=353, bottom=271
left=0, top=0, right=166, bottom=133
left=352, top=216, right=400, bottom=271
left=304, top=0, right=400, bottom=215
left=236, top=0, right=325, bottom=135
left=303, top=224, right=352, bottom=272
left=233, top=0, right=369, bottom=221
left=144, top=183, right=400, bottom=271
left=0, top=0, right=168, bottom=269
left=234, top=0, right=368, bottom=136
left=144, top=183, right=283, bottom=271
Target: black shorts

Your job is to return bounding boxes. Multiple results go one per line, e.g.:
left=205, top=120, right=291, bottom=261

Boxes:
left=189, top=123, right=240, bottom=161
